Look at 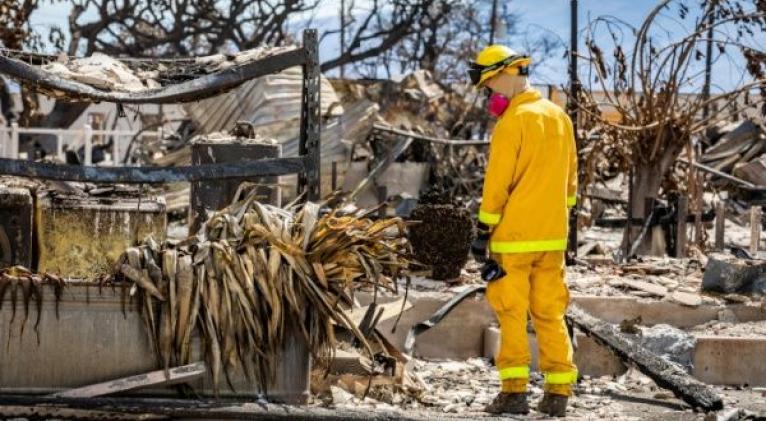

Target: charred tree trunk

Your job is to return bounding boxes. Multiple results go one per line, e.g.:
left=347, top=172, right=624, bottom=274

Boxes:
left=623, top=131, right=685, bottom=256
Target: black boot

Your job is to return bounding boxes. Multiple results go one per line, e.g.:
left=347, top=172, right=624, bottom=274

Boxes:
left=485, top=392, right=529, bottom=415
left=537, top=392, right=569, bottom=417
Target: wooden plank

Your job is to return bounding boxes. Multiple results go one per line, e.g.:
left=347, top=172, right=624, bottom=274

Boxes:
left=620, top=279, right=668, bottom=297
left=567, top=305, right=723, bottom=411
left=346, top=297, right=412, bottom=327
left=751, top=206, right=762, bottom=255
left=49, top=363, right=206, bottom=398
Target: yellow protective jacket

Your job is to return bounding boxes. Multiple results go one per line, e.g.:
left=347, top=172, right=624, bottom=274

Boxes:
left=478, top=89, right=577, bottom=254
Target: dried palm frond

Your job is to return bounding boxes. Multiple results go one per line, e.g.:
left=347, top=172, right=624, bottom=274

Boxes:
left=113, top=191, right=411, bottom=393
left=0, top=266, right=66, bottom=345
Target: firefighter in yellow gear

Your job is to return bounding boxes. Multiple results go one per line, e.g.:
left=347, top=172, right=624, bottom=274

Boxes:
left=468, top=44, right=578, bottom=417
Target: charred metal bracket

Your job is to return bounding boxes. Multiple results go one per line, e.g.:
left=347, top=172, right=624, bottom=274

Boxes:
left=298, top=29, right=321, bottom=202
left=0, top=30, right=322, bottom=198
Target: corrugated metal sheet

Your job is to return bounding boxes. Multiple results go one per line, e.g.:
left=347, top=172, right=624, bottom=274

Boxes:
left=183, top=66, right=342, bottom=142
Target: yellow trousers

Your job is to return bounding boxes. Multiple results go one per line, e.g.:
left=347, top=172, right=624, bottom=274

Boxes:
left=485, top=251, right=577, bottom=396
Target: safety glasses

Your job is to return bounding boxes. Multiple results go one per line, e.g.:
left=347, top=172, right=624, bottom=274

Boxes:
left=468, top=54, right=530, bottom=86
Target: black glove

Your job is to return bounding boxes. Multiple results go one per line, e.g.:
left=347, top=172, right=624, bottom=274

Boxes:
left=481, top=259, right=506, bottom=282
left=471, top=221, right=491, bottom=263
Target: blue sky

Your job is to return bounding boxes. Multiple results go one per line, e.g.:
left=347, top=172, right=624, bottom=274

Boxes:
left=27, top=1, right=756, bottom=92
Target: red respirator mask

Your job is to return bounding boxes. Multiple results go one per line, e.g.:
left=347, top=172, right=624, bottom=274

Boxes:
left=487, top=93, right=510, bottom=118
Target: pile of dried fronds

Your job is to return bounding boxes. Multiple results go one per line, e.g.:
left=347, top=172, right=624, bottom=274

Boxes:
left=0, top=266, right=65, bottom=342
left=114, top=191, right=411, bottom=392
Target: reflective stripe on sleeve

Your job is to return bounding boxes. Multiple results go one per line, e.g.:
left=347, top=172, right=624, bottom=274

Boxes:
left=490, top=239, right=568, bottom=253
left=567, top=195, right=577, bottom=207
left=478, top=210, right=502, bottom=225
left=498, top=366, right=530, bottom=380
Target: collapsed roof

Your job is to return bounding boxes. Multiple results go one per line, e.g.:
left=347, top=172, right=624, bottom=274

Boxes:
left=0, top=46, right=303, bottom=103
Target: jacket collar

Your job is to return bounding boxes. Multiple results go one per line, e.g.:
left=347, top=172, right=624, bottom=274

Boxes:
left=508, top=88, right=542, bottom=110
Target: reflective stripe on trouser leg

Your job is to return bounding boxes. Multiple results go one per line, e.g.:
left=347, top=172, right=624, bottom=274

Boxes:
left=498, top=366, right=529, bottom=380
left=544, top=369, right=578, bottom=385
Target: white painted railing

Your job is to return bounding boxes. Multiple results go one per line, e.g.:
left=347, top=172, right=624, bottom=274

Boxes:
left=0, top=123, right=159, bottom=165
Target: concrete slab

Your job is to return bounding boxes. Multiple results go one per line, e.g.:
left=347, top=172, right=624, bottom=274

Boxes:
left=376, top=293, right=495, bottom=360
left=693, top=336, right=766, bottom=386
left=484, top=329, right=766, bottom=386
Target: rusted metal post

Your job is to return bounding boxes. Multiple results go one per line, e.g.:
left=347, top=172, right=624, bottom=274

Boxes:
left=750, top=206, right=762, bottom=256
left=299, top=29, right=322, bottom=202
left=567, top=0, right=579, bottom=261
left=714, top=201, right=725, bottom=252
left=676, top=196, right=688, bottom=258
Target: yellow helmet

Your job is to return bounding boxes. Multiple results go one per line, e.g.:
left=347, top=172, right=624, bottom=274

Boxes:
left=469, top=45, right=531, bottom=87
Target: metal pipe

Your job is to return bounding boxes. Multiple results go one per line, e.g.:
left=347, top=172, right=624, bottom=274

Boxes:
left=567, top=0, right=579, bottom=258
left=702, top=9, right=715, bottom=118
left=0, top=156, right=307, bottom=184
left=372, top=124, right=488, bottom=146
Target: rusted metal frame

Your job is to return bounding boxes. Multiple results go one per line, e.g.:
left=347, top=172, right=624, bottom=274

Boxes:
left=0, top=48, right=308, bottom=104
left=0, top=156, right=306, bottom=184
left=0, top=31, right=323, bottom=191
left=298, top=29, right=322, bottom=201
left=371, top=124, right=489, bottom=146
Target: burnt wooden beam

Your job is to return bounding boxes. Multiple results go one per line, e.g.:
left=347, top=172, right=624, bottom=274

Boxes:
left=0, top=157, right=305, bottom=184
left=567, top=305, right=723, bottom=412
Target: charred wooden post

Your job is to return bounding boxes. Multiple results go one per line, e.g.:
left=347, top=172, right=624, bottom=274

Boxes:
left=567, top=305, right=723, bottom=412
left=675, top=196, right=688, bottom=258
left=0, top=187, right=33, bottom=269
left=299, top=29, right=322, bottom=202
left=715, top=201, right=726, bottom=251
left=331, top=161, right=338, bottom=191
left=377, top=185, right=388, bottom=218
left=751, top=206, right=762, bottom=255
